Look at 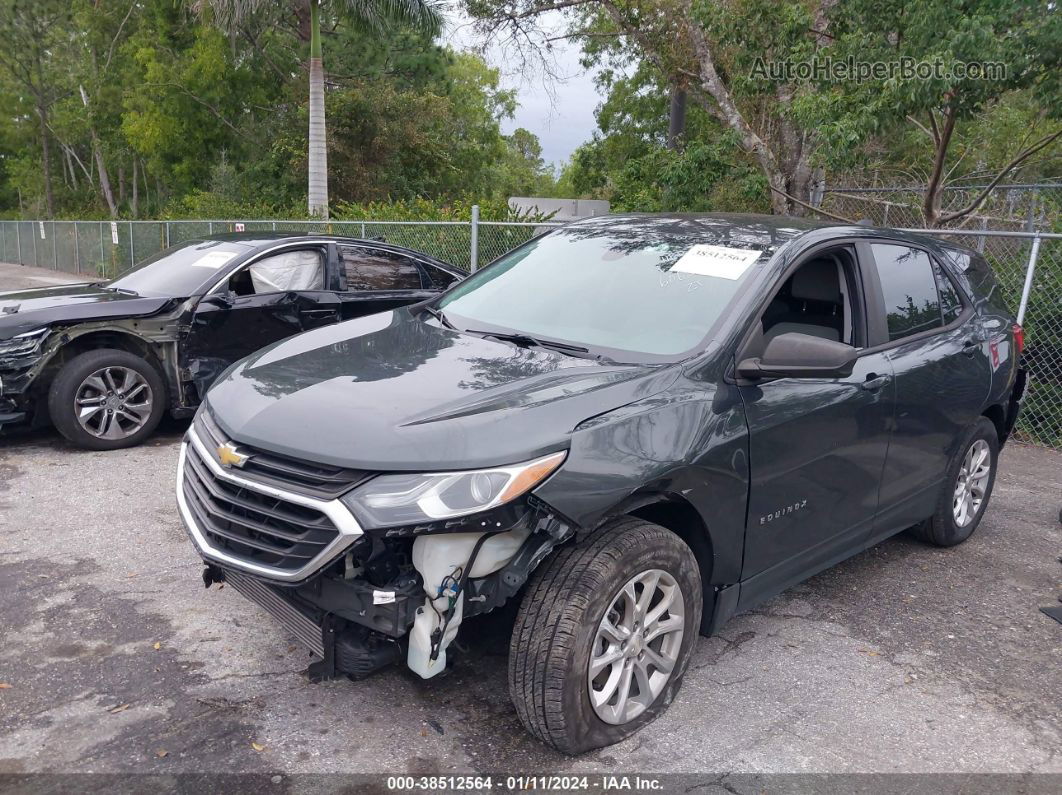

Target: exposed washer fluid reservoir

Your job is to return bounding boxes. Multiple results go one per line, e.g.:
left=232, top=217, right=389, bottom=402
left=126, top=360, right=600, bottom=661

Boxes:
left=408, top=528, right=532, bottom=678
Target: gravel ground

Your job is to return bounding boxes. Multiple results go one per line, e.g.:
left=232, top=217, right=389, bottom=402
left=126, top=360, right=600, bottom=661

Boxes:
left=0, top=261, right=1060, bottom=781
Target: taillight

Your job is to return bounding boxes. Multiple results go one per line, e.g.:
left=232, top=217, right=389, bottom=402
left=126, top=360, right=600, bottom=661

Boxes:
left=1013, top=324, right=1024, bottom=356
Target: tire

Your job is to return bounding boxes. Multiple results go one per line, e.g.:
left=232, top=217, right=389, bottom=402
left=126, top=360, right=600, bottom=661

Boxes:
left=909, top=417, right=999, bottom=547
left=508, top=516, right=702, bottom=754
left=47, top=348, right=166, bottom=451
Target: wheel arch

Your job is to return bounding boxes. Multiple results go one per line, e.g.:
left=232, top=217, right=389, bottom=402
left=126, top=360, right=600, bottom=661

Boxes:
left=981, top=402, right=1006, bottom=444
left=34, top=328, right=169, bottom=402
left=594, top=490, right=717, bottom=633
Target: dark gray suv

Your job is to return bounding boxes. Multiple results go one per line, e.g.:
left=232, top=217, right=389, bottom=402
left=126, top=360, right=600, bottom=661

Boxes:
left=178, top=214, right=1025, bottom=754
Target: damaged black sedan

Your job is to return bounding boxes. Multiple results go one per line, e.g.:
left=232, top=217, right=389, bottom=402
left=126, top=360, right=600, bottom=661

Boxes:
left=0, top=234, right=462, bottom=449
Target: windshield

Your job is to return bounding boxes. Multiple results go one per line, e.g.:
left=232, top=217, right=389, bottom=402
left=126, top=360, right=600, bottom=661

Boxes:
left=438, top=226, right=766, bottom=360
left=107, top=240, right=250, bottom=297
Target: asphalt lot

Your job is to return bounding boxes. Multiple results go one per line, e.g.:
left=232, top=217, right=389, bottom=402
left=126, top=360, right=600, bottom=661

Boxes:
left=1, top=261, right=1061, bottom=777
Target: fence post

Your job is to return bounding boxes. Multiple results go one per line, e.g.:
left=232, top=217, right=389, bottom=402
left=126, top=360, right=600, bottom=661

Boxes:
left=1016, top=233, right=1041, bottom=326
left=128, top=222, right=135, bottom=270
left=74, top=221, right=80, bottom=274
left=100, top=222, right=105, bottom=276
left=16, top=222, right=21, bottom=265
left=165, top=221, right=170, bottom=248
left=52, top=222, right=58, bottom=270
left=470, top=204, right=480, bottom=272
left=32, top=222, right=38, bottom=267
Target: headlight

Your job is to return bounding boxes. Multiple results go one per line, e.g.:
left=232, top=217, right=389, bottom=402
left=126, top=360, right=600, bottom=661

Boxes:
left=342, top=451, right=566, bottom=528
left=0, top=327, right=48, bottom=357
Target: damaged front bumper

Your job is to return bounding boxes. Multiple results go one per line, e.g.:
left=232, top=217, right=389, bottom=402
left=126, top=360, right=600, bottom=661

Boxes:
left=177, top=415, right=571, bottom=682
left=0, top=329, right=50, bottom=430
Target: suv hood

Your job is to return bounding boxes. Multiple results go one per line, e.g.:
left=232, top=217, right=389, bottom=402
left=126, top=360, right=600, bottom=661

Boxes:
left=205, top=309, right=678, bottom=470
left=0, top=284, right=174, bottom=338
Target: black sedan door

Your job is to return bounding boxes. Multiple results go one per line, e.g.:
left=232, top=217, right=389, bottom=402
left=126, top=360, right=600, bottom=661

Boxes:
left=335, top=244, right=450, bottom=320
left=183, top=244, right=338, bottom=396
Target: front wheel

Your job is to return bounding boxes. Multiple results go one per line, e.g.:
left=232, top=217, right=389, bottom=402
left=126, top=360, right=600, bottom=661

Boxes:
left=508, top=517, right=702, bottom=754
left=47, top=348, right=166, bottom=450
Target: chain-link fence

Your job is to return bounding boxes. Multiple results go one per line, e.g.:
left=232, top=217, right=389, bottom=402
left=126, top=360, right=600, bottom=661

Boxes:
left=0, top=215, right=1059, bottom=448
left=820, top=183, right=1060, bottom=234
left=0, top=218, right=564, bottom=278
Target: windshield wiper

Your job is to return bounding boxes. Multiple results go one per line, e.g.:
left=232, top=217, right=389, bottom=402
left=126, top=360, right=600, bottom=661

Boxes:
left=97, top=284, right=139, bottom=296
left=421, top=304, right=455, bottom=329
left=463, top=328, right=594, bottom=356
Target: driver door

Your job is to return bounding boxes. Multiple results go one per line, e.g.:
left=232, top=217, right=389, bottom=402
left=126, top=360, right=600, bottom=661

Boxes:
left=735, top=244, right=895, bottom=604
left=183, top=245, right=339, bottom=396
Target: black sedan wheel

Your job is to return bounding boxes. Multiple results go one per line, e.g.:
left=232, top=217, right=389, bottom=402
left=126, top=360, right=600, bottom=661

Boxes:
left=48, top=349, right=166, bottom=450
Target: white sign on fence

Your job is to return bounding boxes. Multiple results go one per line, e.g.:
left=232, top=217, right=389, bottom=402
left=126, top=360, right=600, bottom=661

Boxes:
left=38, top=221, right=45, bottom=239
left=110, top=221, right=119, bottom=245
left=234, top=223, right=245, bottom=232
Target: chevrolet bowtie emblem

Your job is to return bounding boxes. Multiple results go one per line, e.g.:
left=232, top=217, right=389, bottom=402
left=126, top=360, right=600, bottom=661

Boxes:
left=217, top=442, right=249, bottom=469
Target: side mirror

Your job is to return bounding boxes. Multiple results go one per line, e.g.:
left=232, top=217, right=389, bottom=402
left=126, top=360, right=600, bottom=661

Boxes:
left=738, top=332, right=858, bottom=380
left=200, top=292, right=234, bottom=309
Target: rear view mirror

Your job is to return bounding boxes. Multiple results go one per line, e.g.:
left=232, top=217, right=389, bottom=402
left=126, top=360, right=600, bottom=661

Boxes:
left=738, top=332, right=858, bottom=380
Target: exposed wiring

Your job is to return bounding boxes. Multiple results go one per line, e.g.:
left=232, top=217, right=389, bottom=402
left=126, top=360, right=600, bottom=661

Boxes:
left=428, top=533, right=497, bottom=662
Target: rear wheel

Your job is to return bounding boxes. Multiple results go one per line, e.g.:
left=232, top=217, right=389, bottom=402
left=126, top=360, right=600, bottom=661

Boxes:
left=508, top=517, right=702, bottom=754
left=48, top=348, right=166, bottom=450
left=910, top=417, right=999, bottom=547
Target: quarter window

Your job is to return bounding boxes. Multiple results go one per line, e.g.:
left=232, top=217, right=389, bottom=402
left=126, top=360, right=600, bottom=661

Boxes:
left=339, top=247, right=425, bottom=291
left=870, top=244, right=944, bottom=341
left=935, top=264, right=963, bottom=322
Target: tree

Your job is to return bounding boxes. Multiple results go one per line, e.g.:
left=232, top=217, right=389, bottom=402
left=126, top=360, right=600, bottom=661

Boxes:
left=794, top=0, right=1061, bottom=226
left=469, top=0, right=836, bottom=215
left=195, top=0, right=443, bottom=218
left=0, top=0, right=73, bottom=217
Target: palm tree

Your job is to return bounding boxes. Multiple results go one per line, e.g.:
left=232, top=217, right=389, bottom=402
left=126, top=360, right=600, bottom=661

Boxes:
left=195, top=0, right=442, bottom=218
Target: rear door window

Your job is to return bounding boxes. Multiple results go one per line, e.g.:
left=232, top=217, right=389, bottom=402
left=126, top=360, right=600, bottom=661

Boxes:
left=870, top=244, right=944, bottom=341
left=338, top=246, right=426, bottom=291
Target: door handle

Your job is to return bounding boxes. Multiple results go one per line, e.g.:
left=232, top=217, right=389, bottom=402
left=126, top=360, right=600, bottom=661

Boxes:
left=962, top=339, right=979, bottom=356
left=301, top=308, right=336, bottom=316
left=861, top=374, right=890, bottom=392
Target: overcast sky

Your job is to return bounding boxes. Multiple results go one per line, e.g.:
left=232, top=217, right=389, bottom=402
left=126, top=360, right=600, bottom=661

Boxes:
left=443, top=12, right=603, bottom=168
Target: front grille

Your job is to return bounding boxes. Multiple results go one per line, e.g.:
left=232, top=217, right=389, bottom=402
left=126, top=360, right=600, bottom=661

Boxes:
left=196, top=411, right=369, bottom=499
left=182, top=440, right=343, bottom=573
left=225, top=570, right=324, bottom=658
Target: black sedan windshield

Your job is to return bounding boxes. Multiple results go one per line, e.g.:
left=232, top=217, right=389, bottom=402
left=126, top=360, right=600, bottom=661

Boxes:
left=107, top=240, right=250, bottom=297
left=439, top=224, right=766, bottom=359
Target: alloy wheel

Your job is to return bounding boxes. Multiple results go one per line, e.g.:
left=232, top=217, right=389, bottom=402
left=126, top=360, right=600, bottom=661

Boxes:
left=953, top=438, right=991, bottom=527
left=588, top=568, right=685, bottom=725
left=74, top=366, right=154, bottom=441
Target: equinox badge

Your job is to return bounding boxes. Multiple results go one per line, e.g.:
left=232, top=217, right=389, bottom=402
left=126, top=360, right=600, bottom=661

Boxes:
left=217, top=442, right=249, bottom=469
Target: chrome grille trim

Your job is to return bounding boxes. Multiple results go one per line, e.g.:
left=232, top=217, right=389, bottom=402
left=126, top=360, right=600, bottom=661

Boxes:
left=196, top=411, right=369, bottom=499
left=177, top=424, right=363, bottom=582
left=225, top=571, right=324, bottom=658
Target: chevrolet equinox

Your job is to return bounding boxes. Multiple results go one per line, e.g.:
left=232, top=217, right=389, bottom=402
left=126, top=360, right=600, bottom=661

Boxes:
left=178, top=214, right=1025, bottom=754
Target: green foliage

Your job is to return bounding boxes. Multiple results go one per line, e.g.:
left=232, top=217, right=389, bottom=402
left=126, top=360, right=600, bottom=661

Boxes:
left=0, top=0, right=556, bottom=219
left=556, top=65, right=769, bottom=212
left=792, top=0, right=1062, bottom=174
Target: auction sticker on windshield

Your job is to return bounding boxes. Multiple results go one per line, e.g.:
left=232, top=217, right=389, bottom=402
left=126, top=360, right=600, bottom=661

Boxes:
left=669, top=244, right=762, bottom=279
left=190, top=251, right=239, bottom=269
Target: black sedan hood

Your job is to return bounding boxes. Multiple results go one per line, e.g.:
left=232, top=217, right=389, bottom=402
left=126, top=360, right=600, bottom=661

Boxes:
left=0, top=284, right=174, bottom=338
left=205, top=309, right=679, bottom=470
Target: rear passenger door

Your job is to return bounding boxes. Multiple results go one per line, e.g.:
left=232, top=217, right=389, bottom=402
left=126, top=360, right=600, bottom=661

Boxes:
left=861, top=241, right=991, bottom=540
left=336, top=245, right=446, bottom=321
